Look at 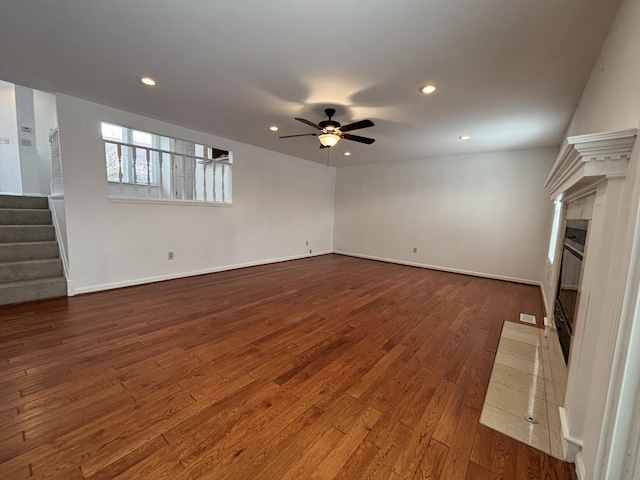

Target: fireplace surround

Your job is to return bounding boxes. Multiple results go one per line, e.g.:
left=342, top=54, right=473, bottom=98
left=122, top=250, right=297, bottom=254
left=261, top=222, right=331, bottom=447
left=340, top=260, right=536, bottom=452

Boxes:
left=544, top=128, right=637, bottom=472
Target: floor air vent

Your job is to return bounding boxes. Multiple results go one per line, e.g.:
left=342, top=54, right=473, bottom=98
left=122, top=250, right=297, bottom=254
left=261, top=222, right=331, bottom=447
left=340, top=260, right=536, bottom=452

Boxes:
left=519, top=313, right=536, bottom=325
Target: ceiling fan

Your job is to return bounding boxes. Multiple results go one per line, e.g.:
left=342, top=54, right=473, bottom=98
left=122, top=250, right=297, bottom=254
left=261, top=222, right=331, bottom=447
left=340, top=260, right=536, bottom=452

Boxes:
left=280, top=108, right=375, bottom=148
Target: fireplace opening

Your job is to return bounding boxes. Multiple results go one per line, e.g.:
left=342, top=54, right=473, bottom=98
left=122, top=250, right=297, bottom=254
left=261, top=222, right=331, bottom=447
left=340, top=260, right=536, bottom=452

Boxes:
left=554, top=219, right=588, bottom=364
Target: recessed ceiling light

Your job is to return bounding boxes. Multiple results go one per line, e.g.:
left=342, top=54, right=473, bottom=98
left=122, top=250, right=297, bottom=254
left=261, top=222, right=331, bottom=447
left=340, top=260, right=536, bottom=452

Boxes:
left=459, top=135, right=471, bottom=141
left=344, top=152, right=351, bottom=156
left=140, top=77, right=156, bottom=86
left=269, top=126, right=279, bottom=132
left=419, top=84, right=436, bottom=95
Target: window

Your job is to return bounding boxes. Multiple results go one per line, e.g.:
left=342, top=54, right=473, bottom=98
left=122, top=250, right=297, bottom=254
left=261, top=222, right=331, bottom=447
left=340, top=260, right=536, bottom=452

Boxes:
left=102, top=122, right=232, bottom=204
left=548, top=198, right=562, bottom=263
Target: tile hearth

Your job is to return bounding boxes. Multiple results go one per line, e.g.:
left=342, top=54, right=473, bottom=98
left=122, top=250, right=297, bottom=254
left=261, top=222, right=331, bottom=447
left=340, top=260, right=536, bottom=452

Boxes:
left=480, top=321, right=568, bottom=459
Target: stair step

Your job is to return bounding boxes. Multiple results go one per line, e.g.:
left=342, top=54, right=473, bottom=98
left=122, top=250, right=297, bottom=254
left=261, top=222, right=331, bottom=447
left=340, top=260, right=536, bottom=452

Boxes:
left=0, top=258, right=63, bottom=283
left=0, top=208, right=52, bottom=226
left=0, top=225, right=56, bottom=243
left=0, top=277, right=67, bottom=306
left=0, top=242, right=60, bottom=262
left=0, top=195, right=49, bottom=210
left=0, top=197, right=68, bottom=305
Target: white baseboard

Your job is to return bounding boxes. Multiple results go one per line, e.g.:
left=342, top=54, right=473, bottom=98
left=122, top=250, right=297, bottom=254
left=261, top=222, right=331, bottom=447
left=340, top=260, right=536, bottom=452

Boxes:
left=333, top=250, right=541, bottom=286
left=71, top=250, right=332, bottom=295
left=559, top=406, right=583, bottom=463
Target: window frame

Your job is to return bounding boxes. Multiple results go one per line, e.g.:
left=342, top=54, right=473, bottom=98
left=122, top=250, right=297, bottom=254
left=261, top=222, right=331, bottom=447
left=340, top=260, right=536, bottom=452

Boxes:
left=101, top=122, right=233, bottom=205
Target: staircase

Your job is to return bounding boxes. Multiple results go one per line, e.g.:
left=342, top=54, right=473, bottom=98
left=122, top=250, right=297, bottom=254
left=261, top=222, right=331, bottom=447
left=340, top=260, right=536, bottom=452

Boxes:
left=0, top=195, right=67, bottom=306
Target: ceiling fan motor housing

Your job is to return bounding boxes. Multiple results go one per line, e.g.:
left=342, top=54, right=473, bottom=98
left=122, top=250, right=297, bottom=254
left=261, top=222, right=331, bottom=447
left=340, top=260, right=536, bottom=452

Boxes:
left=319, top=108, right=340, bottom=132
left=319, top=120, right=340, bottom=132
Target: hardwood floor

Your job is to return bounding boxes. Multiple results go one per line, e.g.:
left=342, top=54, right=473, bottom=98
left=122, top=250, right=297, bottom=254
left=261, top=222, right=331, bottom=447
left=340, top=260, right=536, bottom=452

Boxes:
left=0, top=254, right=575, bottom=479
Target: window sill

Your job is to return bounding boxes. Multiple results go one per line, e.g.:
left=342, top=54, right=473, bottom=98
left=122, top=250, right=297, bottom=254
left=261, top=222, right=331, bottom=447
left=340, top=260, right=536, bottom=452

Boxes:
left=107, top=195, right=232, bottom=207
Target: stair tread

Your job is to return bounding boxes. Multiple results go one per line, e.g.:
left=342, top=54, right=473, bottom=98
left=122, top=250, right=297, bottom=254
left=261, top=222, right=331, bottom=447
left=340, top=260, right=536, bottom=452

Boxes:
left=0, top=276, right=67, bottom=305
left=0, top=196, right=49, bottom=209
left=0, top=241, right=59, bottom=246
left=0, top=224, right=53, bottom=227
left=0, top=258, right=62, bottom=267
left=0, top=277, right=66, bottom=287
left=0, top=207, right=51, bottom=212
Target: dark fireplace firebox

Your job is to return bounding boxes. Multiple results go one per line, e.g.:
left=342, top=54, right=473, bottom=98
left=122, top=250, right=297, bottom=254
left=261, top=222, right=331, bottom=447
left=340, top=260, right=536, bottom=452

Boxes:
left=554, top=219, right=589, bottom=364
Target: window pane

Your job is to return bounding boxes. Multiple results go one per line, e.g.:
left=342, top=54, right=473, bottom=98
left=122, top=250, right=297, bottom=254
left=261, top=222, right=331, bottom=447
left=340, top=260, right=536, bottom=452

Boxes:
left=105, top=142, right=120, bottom=181
left=132, top=130, right=153, bottom=146
left=102, top=123, right=123, bottom=141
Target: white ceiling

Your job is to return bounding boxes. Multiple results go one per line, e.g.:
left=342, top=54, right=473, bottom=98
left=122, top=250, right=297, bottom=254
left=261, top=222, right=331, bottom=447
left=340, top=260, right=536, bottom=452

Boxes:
left=0, top=0, right=621, bottom=166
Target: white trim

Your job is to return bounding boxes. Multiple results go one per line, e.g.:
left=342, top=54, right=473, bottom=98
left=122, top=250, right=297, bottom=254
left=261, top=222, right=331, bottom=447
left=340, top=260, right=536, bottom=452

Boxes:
left=47, top=196, right=70, bottom=282
left=71, top=250, right=332, bottom=295
left=333, top=250, right=541, bottom=286
left=540, top=280, right=549, bottom=318
left=560, top=405, right=583, bottom=462
left=575, top=452, right=587, bottom=480
left=595, top=187, right=640, bottom=480
left=545, top=129, right=636, bottom=199
left=562, top=181, right=601, bottom=205
left=107, top=195, right=232, bottom=207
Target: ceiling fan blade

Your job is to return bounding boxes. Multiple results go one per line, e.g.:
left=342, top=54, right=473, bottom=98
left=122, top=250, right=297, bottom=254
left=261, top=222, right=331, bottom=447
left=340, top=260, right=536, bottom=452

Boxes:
left=295, top=117, right=322, bottom=130
left=342, top=133, right=375, bottom=144
left=339, top=119, right=374, bottom=132
left=319, top=144, right=330, bottom=149
left=279, top=133, right=318, bottom=138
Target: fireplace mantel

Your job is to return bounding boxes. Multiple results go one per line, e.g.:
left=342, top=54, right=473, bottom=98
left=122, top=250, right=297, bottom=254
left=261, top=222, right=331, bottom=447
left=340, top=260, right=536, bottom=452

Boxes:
left=545, top=129, right=637, bottom=201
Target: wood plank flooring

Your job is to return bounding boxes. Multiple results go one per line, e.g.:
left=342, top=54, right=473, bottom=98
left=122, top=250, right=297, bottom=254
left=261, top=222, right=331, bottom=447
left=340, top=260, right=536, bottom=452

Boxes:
left=0, top=254, right=575, bottom=479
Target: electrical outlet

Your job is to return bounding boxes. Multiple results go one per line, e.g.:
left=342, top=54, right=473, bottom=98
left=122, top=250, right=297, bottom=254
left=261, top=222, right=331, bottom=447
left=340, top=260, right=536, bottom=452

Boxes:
left=309, top=249, right=312, bottom=254
left=168, top=251, right=174, bottom=260
left=305, top=240, right=309, bottom=246
left=413, top=247, right=417, bottom=253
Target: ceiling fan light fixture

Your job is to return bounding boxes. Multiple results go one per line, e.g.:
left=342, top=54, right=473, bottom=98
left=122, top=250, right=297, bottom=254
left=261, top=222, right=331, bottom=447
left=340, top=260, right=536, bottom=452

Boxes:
left=318, top=133, right=340, bottom=147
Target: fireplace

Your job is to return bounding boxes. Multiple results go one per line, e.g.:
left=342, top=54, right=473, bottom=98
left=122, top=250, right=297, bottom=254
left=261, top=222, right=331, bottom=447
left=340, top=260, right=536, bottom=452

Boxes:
left=554, top=219, right=588, bottom=363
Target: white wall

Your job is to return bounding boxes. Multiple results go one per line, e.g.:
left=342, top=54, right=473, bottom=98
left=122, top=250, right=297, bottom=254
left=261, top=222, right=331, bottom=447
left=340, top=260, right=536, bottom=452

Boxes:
left=33, top=89, right=57, bottom=195
left=15, top=85, right=40, bottom=194
left=55, top=94, right=336, bottom=294
left=0, top=81, right=22, bottom=194
left=543, top=0, right=640, bottom=478
left=334, top=148, right=556, bottom=284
